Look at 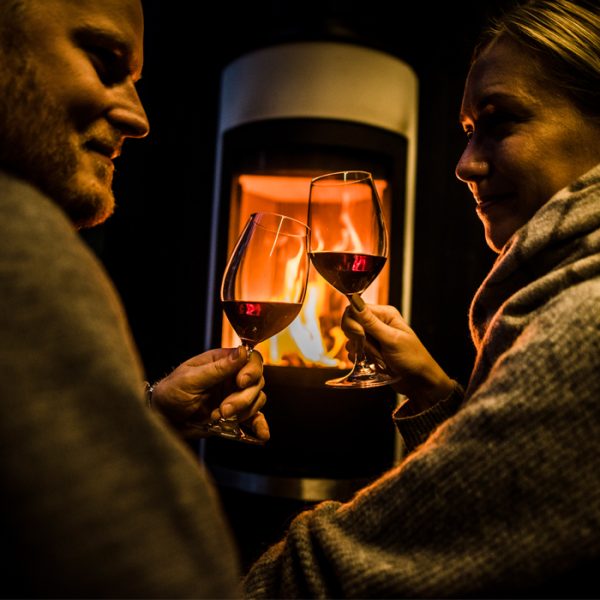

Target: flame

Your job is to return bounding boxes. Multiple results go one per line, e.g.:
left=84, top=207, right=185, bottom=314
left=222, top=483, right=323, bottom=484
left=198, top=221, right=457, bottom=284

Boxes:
left=282, top=239, right=307, bottom=303
left=222, top=174, right=389, bottom=369
left=256, top=277, right=348, bottom=367
left=341, top=198, right=363, bottom=253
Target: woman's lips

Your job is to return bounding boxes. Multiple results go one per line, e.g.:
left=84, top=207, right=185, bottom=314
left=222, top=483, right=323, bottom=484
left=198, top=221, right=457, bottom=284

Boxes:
left=475, top=193, right=512, bottom=212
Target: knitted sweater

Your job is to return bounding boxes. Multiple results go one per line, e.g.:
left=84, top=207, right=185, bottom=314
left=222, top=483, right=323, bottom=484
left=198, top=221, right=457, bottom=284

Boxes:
left=243, top=163, right=600, bottom=598
left=0, top=172, right=242, bottom=598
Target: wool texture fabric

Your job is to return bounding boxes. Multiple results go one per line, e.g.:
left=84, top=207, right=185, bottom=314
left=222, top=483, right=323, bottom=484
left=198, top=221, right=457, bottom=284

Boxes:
left=0, top=172, right=242, bottom=598
left=243, top=163, right=600, bottom=598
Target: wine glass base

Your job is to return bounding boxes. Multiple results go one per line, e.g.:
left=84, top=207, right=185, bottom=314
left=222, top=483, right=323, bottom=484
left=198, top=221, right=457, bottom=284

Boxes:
left=193, top=418, right=266, bottom=445
left=326, top=372, right=400, bottom=389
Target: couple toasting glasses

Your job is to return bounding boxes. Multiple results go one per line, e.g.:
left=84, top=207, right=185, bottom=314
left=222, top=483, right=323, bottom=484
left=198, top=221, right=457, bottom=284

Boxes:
left=209, top=170, right=398, bottom=444
left=2, top=0, right=599, bottom=596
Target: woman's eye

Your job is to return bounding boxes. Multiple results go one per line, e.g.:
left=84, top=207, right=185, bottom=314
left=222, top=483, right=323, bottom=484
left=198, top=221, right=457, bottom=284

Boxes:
left=481, top=112, right=516, bottom=138
left=460, top=123, right=474, bottom=141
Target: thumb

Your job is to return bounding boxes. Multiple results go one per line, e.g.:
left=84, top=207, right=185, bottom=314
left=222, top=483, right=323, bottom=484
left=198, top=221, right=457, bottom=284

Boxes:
left=348, top=294, right=399, bottom=346
left=196, top=345, right=249, bottom=388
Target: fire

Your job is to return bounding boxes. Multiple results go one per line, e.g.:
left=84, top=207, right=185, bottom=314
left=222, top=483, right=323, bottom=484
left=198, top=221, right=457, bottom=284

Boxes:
left=222, top=174, right=389, bottom=369
left=263, top=279, right=345, bottom=367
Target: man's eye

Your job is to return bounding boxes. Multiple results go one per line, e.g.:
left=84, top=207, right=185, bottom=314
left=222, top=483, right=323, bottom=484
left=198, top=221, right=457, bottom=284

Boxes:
left=87, top=46, right=126, bottom=83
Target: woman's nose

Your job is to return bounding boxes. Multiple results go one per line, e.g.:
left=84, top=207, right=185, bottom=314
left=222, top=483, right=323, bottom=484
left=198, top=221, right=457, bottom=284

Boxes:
left=455, top=144, right=489, bottom=183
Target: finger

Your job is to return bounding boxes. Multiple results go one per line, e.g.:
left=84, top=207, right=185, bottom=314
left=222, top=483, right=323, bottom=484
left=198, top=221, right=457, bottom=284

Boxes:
left=237, top=349, right=263, bottom=389
left=209, top=393, right=265, bottom=424
left=220, top=387, right=267, bottom=420
left=189, top=346, right=249, bottom=390
left=346, top=335, right=384, bottom=366
left=347, top=301, right=404, bottom=349
left=178, top=347, right=232, bottom=368
left=350, top=295, right=406, bottom=326
left=362, top=339, right=385, bottom=365
left=341, top=305, right=365, bottom=338
left=349, top=293, right=366, bottom=312
left=246, top=411, right=270, bottom=441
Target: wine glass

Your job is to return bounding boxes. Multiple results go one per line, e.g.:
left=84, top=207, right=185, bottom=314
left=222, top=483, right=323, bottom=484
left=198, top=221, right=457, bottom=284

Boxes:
left=201, top=212, right=310, bottom=444
left=308, top=170, right=399, bottom=388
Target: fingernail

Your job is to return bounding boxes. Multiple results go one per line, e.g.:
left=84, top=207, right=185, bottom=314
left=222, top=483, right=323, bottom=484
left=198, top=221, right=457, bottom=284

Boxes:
left=239, top=374, right=250, bottom=388
left=221, top=403, right=234, bottom=418
left=349, top=294, right=365, bottom=312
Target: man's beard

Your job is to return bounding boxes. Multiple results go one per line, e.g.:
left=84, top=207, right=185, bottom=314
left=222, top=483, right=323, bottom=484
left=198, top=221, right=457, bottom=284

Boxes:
left=0, top=40, right=115, bottom=228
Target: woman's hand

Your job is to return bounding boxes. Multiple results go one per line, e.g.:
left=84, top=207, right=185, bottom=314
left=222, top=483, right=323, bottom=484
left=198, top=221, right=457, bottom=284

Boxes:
left=149, top=346, right=269, bottom=441
left=342, top=295, right=455, bottom=413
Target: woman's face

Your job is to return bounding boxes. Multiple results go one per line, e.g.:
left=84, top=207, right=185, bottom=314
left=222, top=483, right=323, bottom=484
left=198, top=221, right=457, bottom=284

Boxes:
left=456, top=37, right=600, bottom=252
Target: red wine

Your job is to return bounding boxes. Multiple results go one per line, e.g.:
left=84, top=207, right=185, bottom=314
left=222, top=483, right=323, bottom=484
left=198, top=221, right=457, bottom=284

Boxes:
left=223, top=301, right=303, bottom=346
left=309, top=251, right=386, bottom=295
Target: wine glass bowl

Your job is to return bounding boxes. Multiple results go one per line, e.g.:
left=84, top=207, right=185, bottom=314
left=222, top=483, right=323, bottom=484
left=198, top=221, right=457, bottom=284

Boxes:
left=308, top=170, right=399, bottom=388
left=202, top=211, right=310, bottom=443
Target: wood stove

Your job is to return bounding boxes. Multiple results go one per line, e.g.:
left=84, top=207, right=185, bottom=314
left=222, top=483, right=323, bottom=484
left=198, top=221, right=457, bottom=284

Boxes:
left=202, top=40, right=418, bottom=503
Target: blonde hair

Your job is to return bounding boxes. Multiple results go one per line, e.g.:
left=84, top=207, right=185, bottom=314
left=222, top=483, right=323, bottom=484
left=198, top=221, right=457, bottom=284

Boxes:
left=474, top=0, right=600, bottom=122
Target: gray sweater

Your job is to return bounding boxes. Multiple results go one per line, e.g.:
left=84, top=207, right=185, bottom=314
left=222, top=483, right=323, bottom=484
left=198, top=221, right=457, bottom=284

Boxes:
left=243, top=163, right=600, bottom=598
left=0, top=172, right=242, bottom=598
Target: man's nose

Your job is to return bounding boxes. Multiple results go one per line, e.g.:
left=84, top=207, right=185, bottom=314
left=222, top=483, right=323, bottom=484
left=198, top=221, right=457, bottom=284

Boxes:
left=107, top=79, right=150, bottom=138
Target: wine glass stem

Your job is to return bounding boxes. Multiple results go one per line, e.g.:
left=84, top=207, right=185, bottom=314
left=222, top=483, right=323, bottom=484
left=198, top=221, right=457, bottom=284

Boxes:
left=353, top=338, right=374, bottom=374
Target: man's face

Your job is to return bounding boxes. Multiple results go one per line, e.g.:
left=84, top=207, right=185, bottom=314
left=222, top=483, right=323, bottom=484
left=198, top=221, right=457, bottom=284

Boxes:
left=0, top=0, right=149, bottom=228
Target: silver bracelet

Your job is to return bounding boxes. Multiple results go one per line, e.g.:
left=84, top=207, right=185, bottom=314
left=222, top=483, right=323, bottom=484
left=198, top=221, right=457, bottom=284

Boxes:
left=144, top=381, right=155, bottom=409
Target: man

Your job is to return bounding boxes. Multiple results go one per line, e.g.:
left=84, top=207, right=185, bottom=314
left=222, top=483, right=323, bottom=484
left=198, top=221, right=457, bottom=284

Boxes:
left=0, top=0, right=264, bottom=596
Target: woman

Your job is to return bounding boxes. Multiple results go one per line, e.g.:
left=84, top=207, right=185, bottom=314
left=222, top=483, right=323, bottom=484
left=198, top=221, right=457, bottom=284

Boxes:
left=243, top=0, right=600, bottom=597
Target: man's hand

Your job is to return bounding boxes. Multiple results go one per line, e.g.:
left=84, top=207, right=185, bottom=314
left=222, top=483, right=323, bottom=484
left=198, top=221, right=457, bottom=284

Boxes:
left=150, top=346, right=269, bottom=441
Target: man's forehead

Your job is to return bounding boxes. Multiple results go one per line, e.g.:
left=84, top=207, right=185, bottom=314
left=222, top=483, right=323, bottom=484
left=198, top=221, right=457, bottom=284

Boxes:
left=23, top=0, right=144, bottom=69
left=26, top=0, right=144, bottom=32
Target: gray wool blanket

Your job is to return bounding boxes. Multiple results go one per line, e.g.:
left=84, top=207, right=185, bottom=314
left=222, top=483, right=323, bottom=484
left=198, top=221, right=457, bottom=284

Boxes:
left=243, top=163, right=600, bottom=598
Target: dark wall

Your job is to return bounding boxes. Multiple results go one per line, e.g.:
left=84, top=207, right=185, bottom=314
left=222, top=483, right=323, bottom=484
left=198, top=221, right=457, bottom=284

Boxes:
left=84, top=0, right=508, bottom=387
left=77, top=0, right=509, bottom=569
